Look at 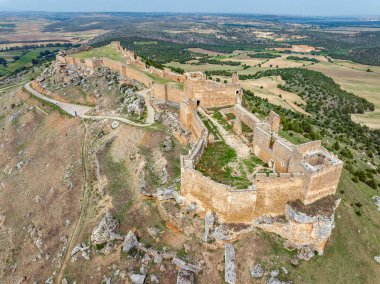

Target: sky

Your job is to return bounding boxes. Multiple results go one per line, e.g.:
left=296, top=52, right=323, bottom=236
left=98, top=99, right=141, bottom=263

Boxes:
left=0, top=0, right=379, bottom=16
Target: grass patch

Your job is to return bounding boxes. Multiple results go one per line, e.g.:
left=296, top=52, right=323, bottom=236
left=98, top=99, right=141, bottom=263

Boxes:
left=71, top=45, right=125, bottom=62
left=212, top=110, right=233, bottom=132
left=242, top=156, right=264, bottom=173
left=196, top=142, right=251, bottom=189
left=279, top=129, right=308, bottom=145
left=145, top=72, right=172, bottom=84
left=101, top=148, right=132, bottom=222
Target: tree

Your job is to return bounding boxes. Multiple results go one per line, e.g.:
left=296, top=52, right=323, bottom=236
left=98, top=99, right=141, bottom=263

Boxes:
left=0, top=57, right=7, bottom=67
left=333, top=141, right=340, bottom=151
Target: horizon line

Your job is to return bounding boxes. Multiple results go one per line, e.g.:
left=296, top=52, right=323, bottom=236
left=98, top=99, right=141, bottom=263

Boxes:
left=0, top=10, right=379, bottom=18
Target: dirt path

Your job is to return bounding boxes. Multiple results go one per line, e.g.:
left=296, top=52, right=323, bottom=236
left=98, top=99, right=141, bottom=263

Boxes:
left=200, top=108, right=251, bottom=159
left=24, top=82, right=155, bottom=127
left=56, top=122, right=90, bottom=283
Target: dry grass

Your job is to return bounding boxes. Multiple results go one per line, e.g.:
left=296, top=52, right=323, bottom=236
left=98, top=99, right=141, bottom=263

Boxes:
left=240, top=76, right=309, bottom=115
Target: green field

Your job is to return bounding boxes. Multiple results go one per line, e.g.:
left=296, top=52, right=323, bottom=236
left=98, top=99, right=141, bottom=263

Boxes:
left=0, top=47, right=59, bottom=77
left=71, top=45, right=125, bottom=62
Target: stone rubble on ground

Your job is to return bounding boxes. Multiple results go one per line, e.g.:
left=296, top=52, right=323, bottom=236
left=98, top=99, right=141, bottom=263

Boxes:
left=297, top=245, right=315, bottom=260
left=176, top=268, right=195, bottom=284
left=71, top=243, right=90, bottom=261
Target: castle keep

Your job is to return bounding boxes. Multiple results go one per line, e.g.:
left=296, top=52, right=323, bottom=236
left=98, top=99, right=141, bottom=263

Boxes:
left=52, top=42, right=343, bottom=253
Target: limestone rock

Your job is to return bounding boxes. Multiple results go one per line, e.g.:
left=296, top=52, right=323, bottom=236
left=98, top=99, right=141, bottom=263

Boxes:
left=91, top=211, right=122, bottom=245
left=374, top=255, right=380, bottom=264
left=225, top=243, right=236, bottom=284
left=268, top=277, right=292, bottom=284
left=372, top=196, right=380, bottom=211
left=150, top=275, right=159, bottom=283
left=176, top=269, right=194, bottom=284
left=172, top=257, right=202, bottom=273
left=111, top=121, right=120, bottom=129
left=250, top=263, right=264, bottom=278
left=161, top=136, right=173, bottom=152
left=123, top=231, right=138, bottom=253
left=270, top=270, right=279, bottom=277
left=297, top=246, right=315, bottom=260
left=202, top=211, right=215, bottom=242
left=129, top=274, right=146, bottom=284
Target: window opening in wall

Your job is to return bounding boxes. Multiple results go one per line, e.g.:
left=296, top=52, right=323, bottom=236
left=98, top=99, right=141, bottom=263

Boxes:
left=269, top=135, right=275, bottom=149
left=196, top=100, right=200, bottom=106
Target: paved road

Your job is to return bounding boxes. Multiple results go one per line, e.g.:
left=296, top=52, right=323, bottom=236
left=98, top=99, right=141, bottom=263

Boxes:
left=24, top=82, right=154, bottom=127
left=24, top=82, right=92, bottom=117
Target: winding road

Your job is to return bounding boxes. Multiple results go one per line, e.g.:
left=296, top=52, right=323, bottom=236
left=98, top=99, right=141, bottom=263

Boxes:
left=24, top=82, right=155, bottom=127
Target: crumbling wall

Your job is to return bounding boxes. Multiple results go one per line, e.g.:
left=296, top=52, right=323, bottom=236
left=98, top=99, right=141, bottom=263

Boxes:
left=256, top=196, right=341, bottom=254
left=121, top=66, right=153, bottom=87
left=163, top=68, right=186, bottom=83
left=234, top=104, right=261, bottom=130
left=186, top=78, right=239, bottom=108
left=150, top=84, right=184, bottom=104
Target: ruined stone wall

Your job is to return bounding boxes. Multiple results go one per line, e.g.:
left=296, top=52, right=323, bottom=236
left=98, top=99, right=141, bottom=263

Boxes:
left=254, top=173, right=304, bottom=216
left=101, top=58, right=124, bottom=73
left=163, top=68, right=186, bottom=83
left=234, top=104, right=261, bottom=130
left=121, top=66, right=153, bottom=87
left=181, top=167, right=257, bottom=223
left=150, top=84, right=184, bottom=104
left=167, top=85, right=184, bottom=104
left=187, top=79, right=239, bottom=108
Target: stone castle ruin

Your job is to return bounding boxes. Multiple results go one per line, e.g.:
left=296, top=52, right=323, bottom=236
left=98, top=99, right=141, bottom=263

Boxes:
left=50, top=41, right=343, bottom=254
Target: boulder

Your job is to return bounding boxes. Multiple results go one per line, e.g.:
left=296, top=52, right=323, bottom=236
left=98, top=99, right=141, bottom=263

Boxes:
left=250, top=263, right=264, bottom=278
left=374, top=255, right=380, bottom=264
left=372, top=196, right=380, bottom=211
left=111, top=121, right=120, bottom=129
left=123, top=231, right=138, bottom=253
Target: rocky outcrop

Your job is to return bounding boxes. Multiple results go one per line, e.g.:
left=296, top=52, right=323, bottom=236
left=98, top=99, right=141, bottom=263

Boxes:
left=91, top=211, right=123, bottom=246
left=255, top=195, right=341, bottom=254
